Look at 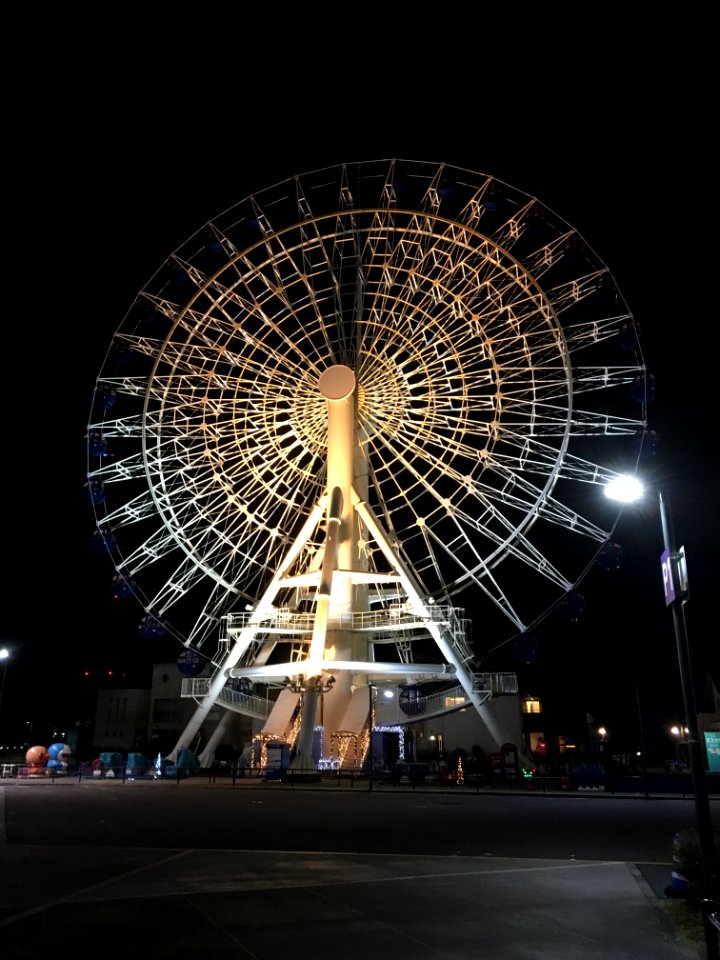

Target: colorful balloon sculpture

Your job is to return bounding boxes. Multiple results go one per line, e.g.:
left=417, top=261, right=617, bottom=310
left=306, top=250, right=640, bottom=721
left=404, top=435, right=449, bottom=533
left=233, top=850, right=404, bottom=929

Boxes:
left=47, top=743, right=73, bottom=775
left=25, top=745, right=49, bottom=777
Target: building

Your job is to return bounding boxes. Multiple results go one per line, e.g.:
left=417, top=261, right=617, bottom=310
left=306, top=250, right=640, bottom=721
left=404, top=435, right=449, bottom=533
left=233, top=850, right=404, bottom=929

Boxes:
left=92, top=662, right=256, bottom=762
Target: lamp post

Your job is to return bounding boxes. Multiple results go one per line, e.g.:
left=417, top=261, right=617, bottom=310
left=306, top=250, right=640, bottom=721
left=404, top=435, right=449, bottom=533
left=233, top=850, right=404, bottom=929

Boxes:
left=606, top=479, right=719, bottom=958
left=0, top=648, right=9, bottom=730
left=633, top=684, right=648, bottom=790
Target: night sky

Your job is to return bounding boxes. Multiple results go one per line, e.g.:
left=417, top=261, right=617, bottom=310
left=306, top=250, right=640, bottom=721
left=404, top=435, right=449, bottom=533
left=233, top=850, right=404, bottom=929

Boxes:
left=2, top=30, right=716, bottom=754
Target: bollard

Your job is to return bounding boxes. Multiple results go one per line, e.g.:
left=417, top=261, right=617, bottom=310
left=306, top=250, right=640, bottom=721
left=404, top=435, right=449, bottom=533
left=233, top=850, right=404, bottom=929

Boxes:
left=664, top=832, right=690, bottom=898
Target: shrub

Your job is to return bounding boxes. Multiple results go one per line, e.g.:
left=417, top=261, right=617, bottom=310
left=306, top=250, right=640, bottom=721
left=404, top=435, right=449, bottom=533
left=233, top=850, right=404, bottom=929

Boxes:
left=674, top=827, right=720, bottom=901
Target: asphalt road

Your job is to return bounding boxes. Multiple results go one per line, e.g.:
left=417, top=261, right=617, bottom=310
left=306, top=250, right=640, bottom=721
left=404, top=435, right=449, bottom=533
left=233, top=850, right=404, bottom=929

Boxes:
left=4, top=779, right=714, bottom=863
left=2, top=780, right=717, bottom=960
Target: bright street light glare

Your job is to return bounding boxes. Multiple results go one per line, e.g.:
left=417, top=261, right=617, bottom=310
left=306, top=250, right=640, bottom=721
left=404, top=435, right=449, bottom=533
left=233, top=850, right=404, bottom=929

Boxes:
left=604, top=475, right=644, bottom=503
left=0, top=649, right=9, bottom=660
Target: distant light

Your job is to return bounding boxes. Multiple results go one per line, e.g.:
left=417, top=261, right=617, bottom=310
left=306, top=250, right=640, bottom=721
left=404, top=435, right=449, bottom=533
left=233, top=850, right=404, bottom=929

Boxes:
left=383, top=689, right=394, bottom=699
left=604, top=475, right=644, bottom=503
left=0, top=648, right=9, bottom=660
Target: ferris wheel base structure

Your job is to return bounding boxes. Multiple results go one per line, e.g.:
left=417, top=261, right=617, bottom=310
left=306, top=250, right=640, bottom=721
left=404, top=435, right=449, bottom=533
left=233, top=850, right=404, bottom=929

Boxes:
left=167, top=471, right=532, bottom=771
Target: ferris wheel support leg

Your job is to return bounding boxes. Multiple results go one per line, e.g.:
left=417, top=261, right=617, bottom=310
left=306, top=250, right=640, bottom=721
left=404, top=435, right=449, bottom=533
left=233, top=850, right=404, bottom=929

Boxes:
left=289, top=686, right=321, bottom=773
left=166, top=500, right=330, bottom=763
left=166, top=635, right=255, bottom=763
left=353, top=491, right=532, bottom=766
left=289, top=487, right=343, bottom=771
left=198, top=711, right=234, bottom=768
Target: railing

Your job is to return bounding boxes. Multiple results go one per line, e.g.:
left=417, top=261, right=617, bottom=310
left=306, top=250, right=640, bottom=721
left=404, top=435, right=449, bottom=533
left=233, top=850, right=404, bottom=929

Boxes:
left=3, top=764, right=720, bottom=797
left=216, top=607, right=514, bottom=701
left=416, top=685, right=484, bottom=717
left=477, top=672, right=519, bottom=695
left=181, top=678, right=274, bottom=718
left=182, top=672, right=517, bottom=722
left=223, top=605, right=470, bottom=636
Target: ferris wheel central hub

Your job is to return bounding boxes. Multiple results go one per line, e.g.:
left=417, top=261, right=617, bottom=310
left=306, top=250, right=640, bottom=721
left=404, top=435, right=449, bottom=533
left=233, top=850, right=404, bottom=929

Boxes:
left=318, top=364, right=356, bottom=401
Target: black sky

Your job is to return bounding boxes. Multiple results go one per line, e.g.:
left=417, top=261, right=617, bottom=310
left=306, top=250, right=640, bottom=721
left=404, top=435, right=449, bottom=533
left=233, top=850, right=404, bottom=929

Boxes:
left=2, top=26, right=716, bottom=747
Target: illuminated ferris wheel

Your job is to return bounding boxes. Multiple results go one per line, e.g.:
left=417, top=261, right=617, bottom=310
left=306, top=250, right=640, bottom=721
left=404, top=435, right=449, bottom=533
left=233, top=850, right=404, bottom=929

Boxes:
left=86, top=160, right=648, bottom=764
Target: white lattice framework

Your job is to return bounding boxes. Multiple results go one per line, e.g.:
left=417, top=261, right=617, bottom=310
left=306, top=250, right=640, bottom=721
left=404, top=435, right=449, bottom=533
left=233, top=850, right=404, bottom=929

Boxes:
left=85, top=159, right=647, bottom=761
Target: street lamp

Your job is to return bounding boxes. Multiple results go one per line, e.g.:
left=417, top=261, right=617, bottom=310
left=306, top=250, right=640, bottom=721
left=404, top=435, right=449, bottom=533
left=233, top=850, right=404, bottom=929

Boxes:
left=606, top=478, right=719, bottom=958
left=670, top=724, right=689, bottom=767
left=0, top=648, right=9, bottom=725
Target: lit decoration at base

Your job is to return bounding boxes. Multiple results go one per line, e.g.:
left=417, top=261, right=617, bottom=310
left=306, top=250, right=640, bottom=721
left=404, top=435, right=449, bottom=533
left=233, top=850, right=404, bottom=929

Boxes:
left=375, top=726, right=406, bottom=762
left=317, top=757, right=341, bottom=771
left=251, top=733, right=285, bottom=771
left=331, top=731, right=359, bottom=768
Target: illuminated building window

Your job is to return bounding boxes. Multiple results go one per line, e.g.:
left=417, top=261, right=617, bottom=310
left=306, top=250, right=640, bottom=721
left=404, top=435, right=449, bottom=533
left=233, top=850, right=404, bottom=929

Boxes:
left=444, top=696, right=465, bottom=709
left=522, top=698, right=542, bottom=715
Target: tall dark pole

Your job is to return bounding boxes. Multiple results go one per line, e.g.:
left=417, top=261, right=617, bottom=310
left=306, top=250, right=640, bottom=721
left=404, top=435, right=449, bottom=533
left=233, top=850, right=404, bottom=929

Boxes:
left=633, top=684, right=649, bottom=797
left=0, top=649, right=9, bottom=733
left=659, top=492, right=719, bottom=958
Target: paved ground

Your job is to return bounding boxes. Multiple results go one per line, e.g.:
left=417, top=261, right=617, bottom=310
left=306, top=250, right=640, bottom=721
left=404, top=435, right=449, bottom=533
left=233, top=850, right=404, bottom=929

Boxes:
left=0, top=778, right=712, bottom=960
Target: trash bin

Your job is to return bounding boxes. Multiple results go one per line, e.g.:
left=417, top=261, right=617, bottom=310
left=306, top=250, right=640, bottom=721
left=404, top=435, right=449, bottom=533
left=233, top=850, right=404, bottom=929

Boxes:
left=265, top=742, right=290, bottom=780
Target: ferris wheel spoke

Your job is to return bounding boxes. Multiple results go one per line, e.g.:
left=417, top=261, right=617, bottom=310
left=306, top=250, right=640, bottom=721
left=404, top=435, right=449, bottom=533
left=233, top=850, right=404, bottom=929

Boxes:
left=486, top=438, right=633, bottom=488
left=296, top=181, right=367, bottom=361
left=443, top=504, right=580, bottom=593
left=464, top=463, right=612, bottom=541
left=92, top=484, right=159, bottom=524
left=418, top=522, right=528, bottom=631
left=544, top=271, right=618, bottom=315
left=89, top=401, right=149, bottom=433
left=495, top=365, right=644, bottom=404
left=562, top=316, right=636, bottom=352
left=426, top=475, right=588, bottom=588
left=520, top=227, right=578, bottom=277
